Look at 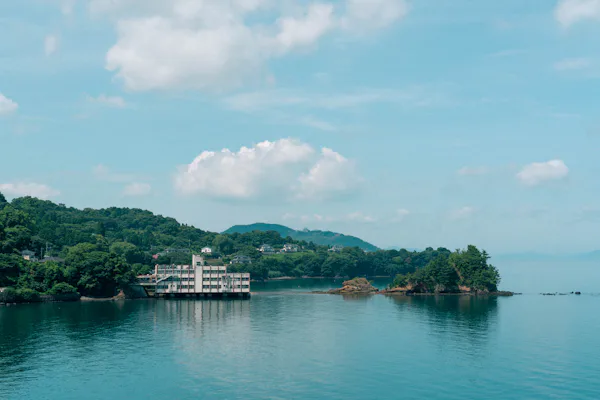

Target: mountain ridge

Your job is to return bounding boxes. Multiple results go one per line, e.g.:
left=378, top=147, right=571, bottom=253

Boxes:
left=223, top=223, right=379, bottom=251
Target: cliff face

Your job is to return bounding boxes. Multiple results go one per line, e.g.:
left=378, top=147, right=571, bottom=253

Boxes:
left=327, top=278, right=379, bottom=294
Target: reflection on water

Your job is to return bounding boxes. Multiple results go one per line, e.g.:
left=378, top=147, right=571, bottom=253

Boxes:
left=339, top=294, right=373, bottom=302
left=2, top=278, right=600, bottom=400
left=389, top=295, right=499, bottom=353
left=251, top=277, right=392, bottom=293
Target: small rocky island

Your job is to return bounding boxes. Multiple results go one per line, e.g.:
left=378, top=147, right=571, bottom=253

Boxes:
left=319, top=245, right=516, bottom=296
left=317, top=278, right=379, bottom=295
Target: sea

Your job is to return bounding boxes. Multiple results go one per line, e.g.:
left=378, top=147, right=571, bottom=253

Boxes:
left=1, top=259, right=600, bottom=399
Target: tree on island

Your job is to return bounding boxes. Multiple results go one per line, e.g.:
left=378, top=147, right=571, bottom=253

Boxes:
left=391, top=245, right=500, bottom=293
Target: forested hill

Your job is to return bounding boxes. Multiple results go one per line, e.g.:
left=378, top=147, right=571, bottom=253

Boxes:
left=0, top=193, right=497, bottom=300
left=223, top=223, right=379, bottom=252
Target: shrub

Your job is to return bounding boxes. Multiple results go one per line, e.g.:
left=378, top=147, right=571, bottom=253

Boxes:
left=268, top=270, right=283, bottom=279
left=16, top=288, right=41, bottom=303
left=0, top=287, right=18, bottom=303
left=48, top=282, right=79, bottom=296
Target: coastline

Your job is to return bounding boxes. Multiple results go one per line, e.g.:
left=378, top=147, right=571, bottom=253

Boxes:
left=252, top=275, right=392, bottom=282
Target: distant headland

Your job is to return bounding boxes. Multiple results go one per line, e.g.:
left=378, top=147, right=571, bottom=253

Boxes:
left=1, top=193, right=506, bottom=304
left=318, top=245, right=512, bottom=296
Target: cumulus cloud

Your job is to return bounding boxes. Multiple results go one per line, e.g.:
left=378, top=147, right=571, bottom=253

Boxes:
left=44, top=35, right=59, bottom=56
left=122, top=182, right=151, bottom=196
left=0, top=93, right=18, bottom=115
left=93, top=0, right=409, bottom=91
left=555, top=0, right=600, bottom=27
left=554, top=57, right=592, bottom=71
left=0, top=183, right=60, bottom=199
left=516, top=159, right=569, bottom=186
left=277, top=3, right=335, bottom=51
left=341, top=0, right=409, bottom=32
left=87, top=94, right=127, bottom=108
left=174, top=138, right=360, bottom=201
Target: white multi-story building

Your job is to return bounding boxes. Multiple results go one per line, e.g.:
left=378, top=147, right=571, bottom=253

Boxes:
left=154, top=255, right=250, bottom=296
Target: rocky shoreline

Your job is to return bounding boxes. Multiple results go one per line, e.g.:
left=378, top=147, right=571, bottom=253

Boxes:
left=313, top=278, right=519, bottom=296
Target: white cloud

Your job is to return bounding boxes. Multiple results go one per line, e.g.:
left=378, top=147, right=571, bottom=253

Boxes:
left=122, top=182, right=151, bottom=196
left=457, top=166, right=489, bottom=176
left=341, top=0, right=409, bottom=32
left=61, top=0, right=77, bottom=15
left=0, top=93, right=18, bottom=115
left=395, top=208, right=410, bottom=221
left=298, top=116, right=338, bottom=132
left=346, top=212, right=376, bottom=223
left=277, top=3, right=335, bottom=51
left=554, top=57, right=592, bottom=71
left=87, top=94, right=127, bottom=108
left=44, top=35, right=59, bottom=56
left=0, top=183, right=60, bottom=199
left=223, top=87, right=448, bottom=112
left=297, top=147, right=359, bottom=200
left=93, top=164, right=137, bottom=182
left=516, top=159, right=569, bottom=186
left=449, top=206, right=475, bottom=220
left=95, top=0, right=409, bottom=91
left=174, top=138, right=360, bottom=201
left=555, top=0, right=600, bottom=27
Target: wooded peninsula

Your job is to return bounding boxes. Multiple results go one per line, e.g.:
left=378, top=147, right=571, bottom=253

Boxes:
left=0, top=193, right=501, bottom=303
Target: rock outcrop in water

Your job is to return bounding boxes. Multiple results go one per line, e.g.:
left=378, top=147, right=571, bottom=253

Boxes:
left=321, top=278, right=379, bottom=294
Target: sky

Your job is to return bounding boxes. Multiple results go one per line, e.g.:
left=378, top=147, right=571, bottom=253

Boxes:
left=1, top=0, right=599, bottom=254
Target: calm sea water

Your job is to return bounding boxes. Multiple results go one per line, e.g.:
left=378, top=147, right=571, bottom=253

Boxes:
left=1, top=260, right=600, bottom=399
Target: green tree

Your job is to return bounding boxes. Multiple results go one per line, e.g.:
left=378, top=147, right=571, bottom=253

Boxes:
left=0, top=254, right=24, bottom=286
left=48, top=282, right=79, bottom=295
left=212, top=235, right=234, bottom=255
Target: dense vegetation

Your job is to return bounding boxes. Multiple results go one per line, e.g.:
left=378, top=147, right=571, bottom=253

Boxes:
left=390, top=246, right=500, bottom=293
left=223, top=223, right=379, bottom=252
left=0, top=193, right=499, bottom=301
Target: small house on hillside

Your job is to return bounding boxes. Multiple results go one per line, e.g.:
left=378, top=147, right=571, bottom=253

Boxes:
left=258, top=244, right=275, bottom=254
left=328, top=244, right=344, bottom=253
left=283, top=244, right=299, bottom=253
left=231, top=255, right=252, bottom=265
left=21, top=250, right=37, bottom=261
left=201, top=247, right=213, bottom=254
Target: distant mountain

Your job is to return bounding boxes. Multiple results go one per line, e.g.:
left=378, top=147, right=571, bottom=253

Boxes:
left=223, top=223, right=379, bottom=252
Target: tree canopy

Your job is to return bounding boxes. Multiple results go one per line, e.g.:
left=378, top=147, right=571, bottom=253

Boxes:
left=0, top=193, right=497, bottom=299
left=391, top=245, right=500, bottom=293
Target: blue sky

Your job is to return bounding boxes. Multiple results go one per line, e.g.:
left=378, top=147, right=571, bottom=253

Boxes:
left=1, top=0, right=599, bottom=253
